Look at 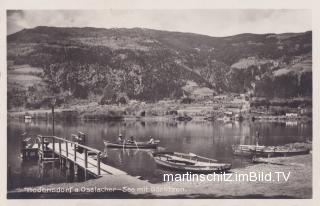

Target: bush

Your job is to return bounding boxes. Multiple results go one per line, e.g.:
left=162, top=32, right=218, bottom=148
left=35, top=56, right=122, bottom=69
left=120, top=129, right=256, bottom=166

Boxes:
left=181, top=97, right=193, bottom=104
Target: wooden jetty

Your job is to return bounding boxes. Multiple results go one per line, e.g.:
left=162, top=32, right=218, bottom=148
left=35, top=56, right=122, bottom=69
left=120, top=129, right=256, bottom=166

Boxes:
left=22, top=133, right=126, bottom=177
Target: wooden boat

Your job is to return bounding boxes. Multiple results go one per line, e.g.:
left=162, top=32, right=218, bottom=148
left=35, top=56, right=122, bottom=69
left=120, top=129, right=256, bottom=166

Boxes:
left=153, top=151, right=231, bottom=173
left=232, top=144, right=310, bottom=158
left=103, top=140, right=159, bottom=149
left=252, top=146, right=310, bottom=157
left=175, top=115, right=192, bottom=121
left=232, top=144, right=266, bottom=156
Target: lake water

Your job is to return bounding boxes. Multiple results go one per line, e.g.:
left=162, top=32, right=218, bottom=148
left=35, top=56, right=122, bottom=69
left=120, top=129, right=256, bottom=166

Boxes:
left=7, top=119, right=312, bottom=189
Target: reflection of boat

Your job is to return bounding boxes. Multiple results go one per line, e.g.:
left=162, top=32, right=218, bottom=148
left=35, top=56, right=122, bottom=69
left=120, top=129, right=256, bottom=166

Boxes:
left=153, top=152, right=231, bottom=173
left=217, top=116, right=231, bottom=122
left=204, top=115, right=215, bottom=121
left=103, top=140, right=159, bottom=149
left=24, top=115, right=32, bottom=123
left=232, top=144, right=310, bottom=158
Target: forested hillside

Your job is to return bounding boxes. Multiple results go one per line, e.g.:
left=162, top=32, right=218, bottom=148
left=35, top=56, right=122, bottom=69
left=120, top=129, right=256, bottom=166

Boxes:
left=7, top=27, right=312, bottom=109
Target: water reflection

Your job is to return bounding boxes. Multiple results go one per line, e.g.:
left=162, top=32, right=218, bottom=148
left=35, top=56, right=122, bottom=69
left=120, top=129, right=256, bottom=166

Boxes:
left=8, top=119, right=312, bottom=187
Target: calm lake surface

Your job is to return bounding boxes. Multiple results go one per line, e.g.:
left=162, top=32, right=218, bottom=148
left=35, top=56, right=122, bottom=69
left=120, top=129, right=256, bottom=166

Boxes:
left=7, top=119, right=312, bottom=189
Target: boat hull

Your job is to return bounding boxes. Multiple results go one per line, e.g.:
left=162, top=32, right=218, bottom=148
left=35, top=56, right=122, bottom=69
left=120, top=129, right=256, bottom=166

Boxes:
left=154, top=158, right=231, bottom=173
left=153, top=152, right=231, bottom=173
left=252, top=149, right=310, bottom=157
left=104, top=141, right=158, bottom=149
left=232, top=145, right=265, bottom=156
left=232, top=144, right=310, bottom=157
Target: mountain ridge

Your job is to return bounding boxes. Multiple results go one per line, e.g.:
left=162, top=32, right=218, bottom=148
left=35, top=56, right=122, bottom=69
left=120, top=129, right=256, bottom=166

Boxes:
left=7, top=26, right=312, bottom=109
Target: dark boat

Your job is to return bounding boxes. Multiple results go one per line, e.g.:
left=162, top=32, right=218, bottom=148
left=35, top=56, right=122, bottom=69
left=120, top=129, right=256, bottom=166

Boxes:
left=103, top=140, right=159, bottom=149
left=232, top=144, right=310, bottom=158
left=153, top=151, right=231, bottom=173
left=175, top=115, right=192, bottom=121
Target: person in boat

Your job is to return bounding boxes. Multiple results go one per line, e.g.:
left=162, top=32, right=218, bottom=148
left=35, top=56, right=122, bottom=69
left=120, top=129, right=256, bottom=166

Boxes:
left=118, top=133, right=124, bottom=143
left=148, top=136, right=155, bottom=144
left=127, top=136, right=135, bottom=144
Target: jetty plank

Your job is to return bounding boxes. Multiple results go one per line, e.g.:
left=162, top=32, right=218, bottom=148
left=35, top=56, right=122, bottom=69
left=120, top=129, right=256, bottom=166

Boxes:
left=47, top=143, right=127, bottom=176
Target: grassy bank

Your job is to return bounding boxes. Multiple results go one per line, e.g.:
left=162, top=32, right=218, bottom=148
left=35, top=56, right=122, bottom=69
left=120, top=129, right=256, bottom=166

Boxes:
left=8, top=106, right=125, bottom=122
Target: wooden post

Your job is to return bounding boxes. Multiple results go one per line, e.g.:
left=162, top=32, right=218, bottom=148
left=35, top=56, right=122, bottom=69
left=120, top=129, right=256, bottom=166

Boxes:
left=52, top=105, right=55, bottom=136
left=41, top=135, right=44, bottom=160
left=52, top=137, right=55, bottom=158
left=66, top=142, right=69, bottom=157
left=74, top=143, right=77, bottom=162
left=97, top=152, right=101, bottom=175
left=21, top=139, right=26, bottom=160
left=74, top=164, right=78, bottom=176
left=59, top=141, right=62, bottom=163
left=49, top=97, right=56, bottom=135
left=41, top=135, right=44, bottom=151
left=84, top=149, right=88, bottom=168
left=84, top=148, right=88, bottom=180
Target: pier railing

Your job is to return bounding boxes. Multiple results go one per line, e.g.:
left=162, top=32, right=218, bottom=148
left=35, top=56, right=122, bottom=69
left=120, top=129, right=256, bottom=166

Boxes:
left=36, top=135, right=102, bottom=175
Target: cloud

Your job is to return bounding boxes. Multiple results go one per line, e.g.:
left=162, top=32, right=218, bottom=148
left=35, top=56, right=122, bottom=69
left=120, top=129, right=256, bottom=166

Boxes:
left=7, top=10, right=311, bottom=36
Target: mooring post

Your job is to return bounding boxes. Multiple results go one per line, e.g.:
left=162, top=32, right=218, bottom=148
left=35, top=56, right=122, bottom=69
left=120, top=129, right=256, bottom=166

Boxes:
left=51, top=97, right=56, bottom=136
left=21, top=138, right=26, bottom=160
left=52, top=137, right=55, bottom=158
left=74, top=164, right=78, bottom=177
left=74, top=143, right=77, bottom=163
left=83, top=148, right=88, bottom=178
left=84, top=148, right=88, bottom=168
left=40, top=135, right=44, bottom=160
left=59, top=141, right=62, bottom=163
left=66, top=141, right=69, bottom=157
left=97, top=152, right=101, bottom=175
left=73, top=144, right=78, bottom=178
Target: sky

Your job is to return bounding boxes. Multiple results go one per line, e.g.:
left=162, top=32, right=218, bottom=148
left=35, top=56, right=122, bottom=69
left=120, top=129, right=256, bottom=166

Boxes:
left=7, top=10, right=311, bottom=36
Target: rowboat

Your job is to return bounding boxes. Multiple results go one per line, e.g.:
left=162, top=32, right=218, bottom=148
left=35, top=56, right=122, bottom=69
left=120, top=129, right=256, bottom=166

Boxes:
left=153, top=152, right=231, bottom=173
left=232, top=144, right=266, bottom=156
left=103, top=140, right=159, bottom=149
left=232, top=144, right=310, bottom=158
left=252, top=146, right=310, bottom=157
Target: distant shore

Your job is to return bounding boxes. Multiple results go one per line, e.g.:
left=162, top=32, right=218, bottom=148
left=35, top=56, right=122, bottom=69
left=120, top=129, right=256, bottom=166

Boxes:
left=7, top=102, right=312, bottom=123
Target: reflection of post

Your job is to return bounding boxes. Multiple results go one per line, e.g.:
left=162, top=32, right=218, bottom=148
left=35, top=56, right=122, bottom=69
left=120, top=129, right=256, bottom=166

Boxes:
left=52, top=105, right=55, bottom=135
left=255, top=131, right=260, bottom=146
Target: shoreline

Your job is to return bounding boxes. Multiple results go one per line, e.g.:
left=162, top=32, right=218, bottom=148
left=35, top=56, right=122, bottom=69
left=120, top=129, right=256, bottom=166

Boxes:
left=7, top=107, right=311, bottom=123
left=8, top=154, right=312, bottom=199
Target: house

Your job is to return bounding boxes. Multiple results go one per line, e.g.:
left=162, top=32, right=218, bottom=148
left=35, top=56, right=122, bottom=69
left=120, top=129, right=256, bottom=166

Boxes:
left=285, top=113, right=298, bottom=117
left=214, top=95, right=227, bottom=101
left=224, top=111, right=233, bottom=117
